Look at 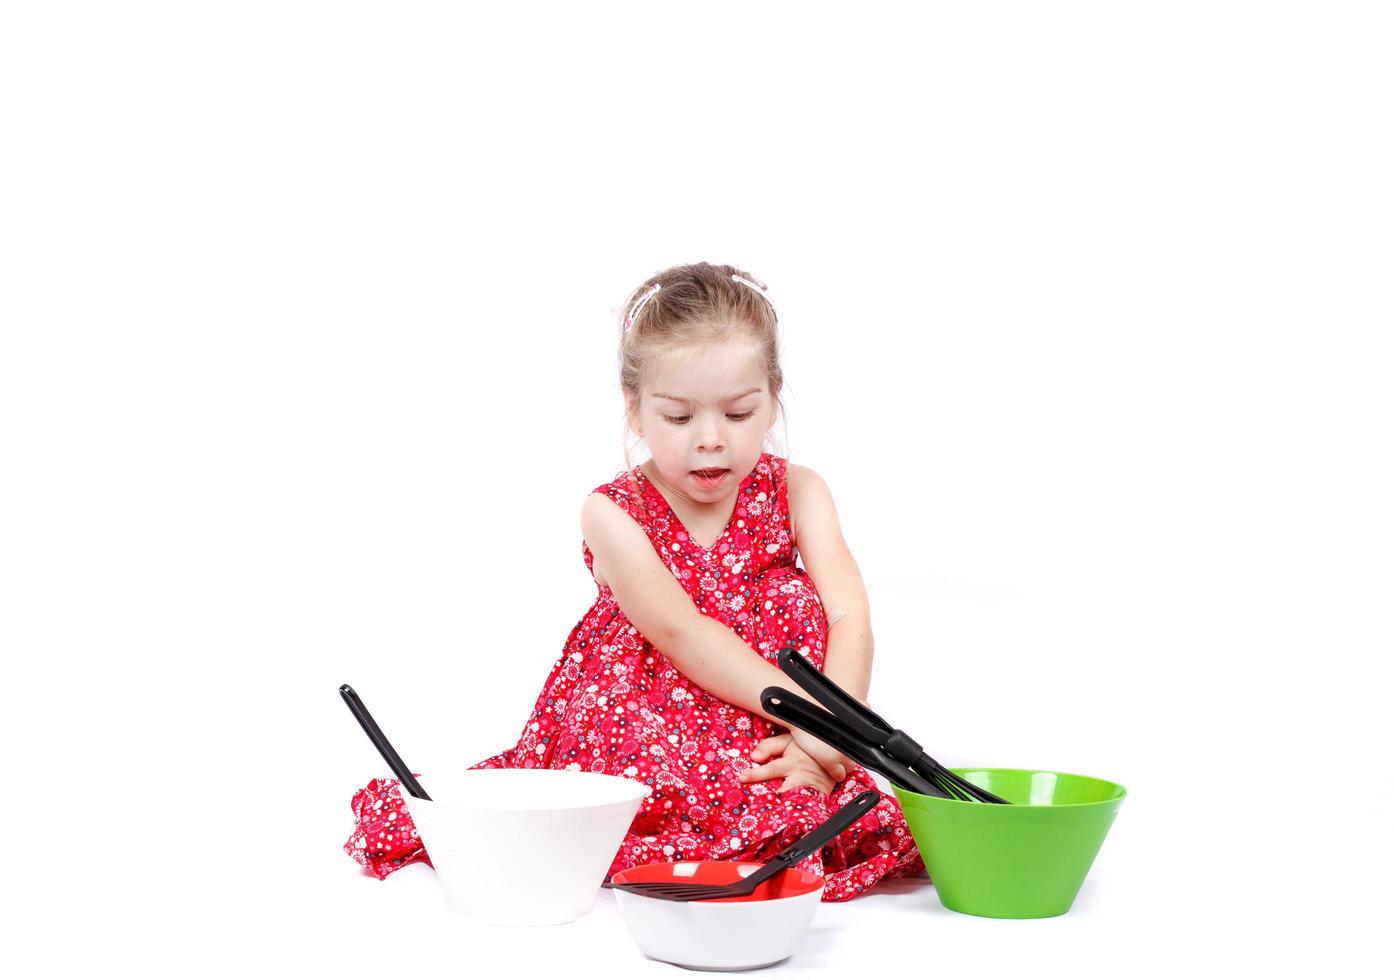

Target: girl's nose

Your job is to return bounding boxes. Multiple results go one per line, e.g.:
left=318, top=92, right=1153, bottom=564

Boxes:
left=696, top=420, right=724, bottom=452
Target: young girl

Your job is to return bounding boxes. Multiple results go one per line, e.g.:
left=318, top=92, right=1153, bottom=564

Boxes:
left=344, top=262, right=925, bottom=900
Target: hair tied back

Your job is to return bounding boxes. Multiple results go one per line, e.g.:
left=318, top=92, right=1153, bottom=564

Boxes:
left=623, top=272, right=772, bottom=334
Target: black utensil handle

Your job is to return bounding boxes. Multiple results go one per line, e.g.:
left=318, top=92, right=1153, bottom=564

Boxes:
left=774, top=789, right=881, bottom=864
left=776, top=646, right=895, bottom=744
left=779, top=648, right=957, bottom=777
left=760, top=686, right=867, bottom=763
left=339, top=684, right=432, bottom=801
left=773, top=652, right=1010, bottom=806
left=737, top=790, right=882, bottom=894
left=762, top=686, right=937, bottom=796
left=761, top=686, right=947, bottom=798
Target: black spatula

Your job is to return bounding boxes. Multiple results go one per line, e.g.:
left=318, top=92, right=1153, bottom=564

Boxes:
left=603, top=790, right=880, bottom=901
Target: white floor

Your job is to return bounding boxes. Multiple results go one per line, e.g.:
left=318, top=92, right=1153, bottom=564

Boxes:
left=300, top=832, right=1372, bottom=978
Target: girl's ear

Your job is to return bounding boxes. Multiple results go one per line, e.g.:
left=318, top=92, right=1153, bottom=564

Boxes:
left=625, top=397, right=644, bottom=438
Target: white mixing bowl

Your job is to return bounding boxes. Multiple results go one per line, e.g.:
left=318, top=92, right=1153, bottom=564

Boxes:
left=612, top=860, right=825, bottom=969
left=400, top=768, right=649, bottom=925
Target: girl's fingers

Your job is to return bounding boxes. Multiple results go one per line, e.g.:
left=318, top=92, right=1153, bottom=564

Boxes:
left=789, top=730, right=853, bottom=781
left=807, top=747, right=847, bottom=781
left=749, top=733, right=792, bottom=762
left=738, top=758, right=791, bottom=783
left=778, top=770, right=833, bottom=795
left=740, top=755, right=833, bottom=795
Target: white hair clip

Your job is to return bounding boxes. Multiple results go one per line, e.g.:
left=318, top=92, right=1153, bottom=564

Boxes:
left=624, top=282, right=662, bottom=333
left=731, top=273, right=771, bottom=300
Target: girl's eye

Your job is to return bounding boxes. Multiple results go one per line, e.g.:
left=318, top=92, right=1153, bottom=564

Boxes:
left=662, top=412, right=754, bottom=425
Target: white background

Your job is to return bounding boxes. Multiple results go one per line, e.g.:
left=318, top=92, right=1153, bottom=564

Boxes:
left=3, top=2, right=1390, bottom=976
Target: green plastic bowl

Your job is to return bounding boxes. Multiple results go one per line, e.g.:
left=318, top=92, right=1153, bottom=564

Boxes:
left=893, top=768, right=1126, bottom=919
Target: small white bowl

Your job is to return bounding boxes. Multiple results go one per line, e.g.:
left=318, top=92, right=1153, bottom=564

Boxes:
left=612, top=860, right=825, bottom=970
left=400, top=768, right=649, bottom=925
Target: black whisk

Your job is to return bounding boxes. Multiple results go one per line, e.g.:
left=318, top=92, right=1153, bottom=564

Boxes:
left=763, top=647, right=1010, bottom=805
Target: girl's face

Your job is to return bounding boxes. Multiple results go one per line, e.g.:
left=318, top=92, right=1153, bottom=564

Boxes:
left=629, top=339, right=777, bottom=505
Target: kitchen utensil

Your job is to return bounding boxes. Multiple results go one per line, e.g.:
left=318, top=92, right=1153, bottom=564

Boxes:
left=765, top=646, right=1011, bottom=804
left=760, top=681, right=943, bottom=797
left=339, top=683, right=430, bottom=800
left=894, top=767, right=1126, bottom=917
left=603, top=789, right=879, bottom=901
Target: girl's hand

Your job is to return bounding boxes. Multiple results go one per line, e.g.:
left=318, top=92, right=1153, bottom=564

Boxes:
left=738, top=735, right=839, bottom=794
left=787, top=728, right=856, bottom=783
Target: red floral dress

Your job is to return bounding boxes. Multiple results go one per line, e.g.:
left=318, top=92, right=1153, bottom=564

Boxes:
left=344, top=452, right=925, bottom=900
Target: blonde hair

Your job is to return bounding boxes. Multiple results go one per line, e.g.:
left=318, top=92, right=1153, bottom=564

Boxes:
left=616, top=261, right=792, bottom=508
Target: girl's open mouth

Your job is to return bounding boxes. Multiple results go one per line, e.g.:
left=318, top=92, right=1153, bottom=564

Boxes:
left=692, top=468, right=729, bottom=488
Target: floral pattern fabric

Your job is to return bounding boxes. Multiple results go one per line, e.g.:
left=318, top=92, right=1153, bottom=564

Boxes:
left=344, top=452, right=924, bottom=900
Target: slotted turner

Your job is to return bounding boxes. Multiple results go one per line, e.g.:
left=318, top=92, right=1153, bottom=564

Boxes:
left=602, top=789, right=879, bottom=901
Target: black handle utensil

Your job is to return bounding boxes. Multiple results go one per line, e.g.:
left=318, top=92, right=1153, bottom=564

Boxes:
left=760, top=686, right=946, bottom=798
left=603, top=790, right=881, bottom=901
left=765, top=647, right=1010, bottom=805
left=339, top=683, right=431, bottom=801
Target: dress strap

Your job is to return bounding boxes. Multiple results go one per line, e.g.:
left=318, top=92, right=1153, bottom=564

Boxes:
left=590, top=467, right=652, bottom=526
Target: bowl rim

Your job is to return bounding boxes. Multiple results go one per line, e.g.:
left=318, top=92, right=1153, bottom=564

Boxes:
left=402, top=769, right=652, bottom=812
left=891, top=766, right=1128, bottom=808
left=612, top=859, right=826, bottom=903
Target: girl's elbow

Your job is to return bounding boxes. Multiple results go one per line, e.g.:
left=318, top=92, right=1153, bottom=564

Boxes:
left=827, top=603, right=871, bottom=629
left=637, top=607, right=695, bottom=660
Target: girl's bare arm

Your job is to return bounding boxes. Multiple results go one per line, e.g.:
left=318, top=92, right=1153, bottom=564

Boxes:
left=581, top=492, right=852, bottom=777
left=786, top=465, right=874, bottom=704
left=582, top=492, right=808, bottom=721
